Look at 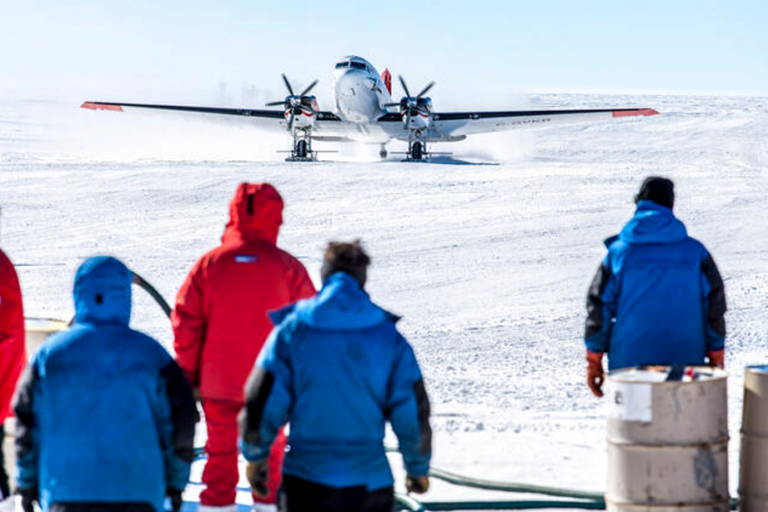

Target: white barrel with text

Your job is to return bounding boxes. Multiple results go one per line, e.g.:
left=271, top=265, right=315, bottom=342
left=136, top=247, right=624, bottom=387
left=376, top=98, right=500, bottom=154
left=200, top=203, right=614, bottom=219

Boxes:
left=606, top=366, right=729, bottom=512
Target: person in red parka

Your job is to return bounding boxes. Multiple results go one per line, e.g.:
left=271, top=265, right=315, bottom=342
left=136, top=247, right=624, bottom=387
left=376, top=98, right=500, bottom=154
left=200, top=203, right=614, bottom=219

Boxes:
left=0, top=246, right=26, bottom=505
left=172, top=183, right=315, bottom=512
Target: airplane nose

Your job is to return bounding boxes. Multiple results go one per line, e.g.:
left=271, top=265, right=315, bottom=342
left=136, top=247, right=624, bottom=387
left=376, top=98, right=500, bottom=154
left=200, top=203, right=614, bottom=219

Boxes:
left=334, top=69, right=379, bottom=123
left=336, top=69, right=365, bottom=97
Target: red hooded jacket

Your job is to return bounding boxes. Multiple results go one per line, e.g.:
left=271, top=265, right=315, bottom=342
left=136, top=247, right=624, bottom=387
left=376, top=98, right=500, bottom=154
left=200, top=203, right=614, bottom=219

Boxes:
left=0, top=248, right=26, bottom=420
left=172, top=183, right=316, bottom=401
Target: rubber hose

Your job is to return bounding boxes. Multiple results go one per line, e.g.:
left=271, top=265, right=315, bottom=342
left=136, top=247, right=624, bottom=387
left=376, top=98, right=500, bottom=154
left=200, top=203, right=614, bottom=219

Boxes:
left=428, top=468, right=604, bottom=502
left=419, top=500, right=606, bottom=510
left=132, top=271, right=172, bottom=318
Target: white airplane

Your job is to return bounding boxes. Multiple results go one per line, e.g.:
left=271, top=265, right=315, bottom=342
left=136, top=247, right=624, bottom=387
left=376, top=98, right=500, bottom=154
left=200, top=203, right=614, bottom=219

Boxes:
left=82, top=55, right=659, bottom=161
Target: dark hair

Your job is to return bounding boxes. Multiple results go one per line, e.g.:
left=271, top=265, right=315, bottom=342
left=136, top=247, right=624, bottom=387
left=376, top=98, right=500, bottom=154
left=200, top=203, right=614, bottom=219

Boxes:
left=321, top=240, right=371, bottom=288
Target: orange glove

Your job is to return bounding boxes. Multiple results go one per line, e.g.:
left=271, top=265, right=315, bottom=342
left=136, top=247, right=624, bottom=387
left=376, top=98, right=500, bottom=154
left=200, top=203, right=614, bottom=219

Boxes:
left=707, top=349, right=725, bottom=368
left=586, top=350, right=605, bottom=398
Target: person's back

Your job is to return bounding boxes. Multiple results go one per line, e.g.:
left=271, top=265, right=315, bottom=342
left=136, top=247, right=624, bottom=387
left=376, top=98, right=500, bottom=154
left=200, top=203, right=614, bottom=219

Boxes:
left=584, top=177, right=726, bottom=397
left=605, top=222, right=710, bottom=369
left=268, top=273, right=424, bottom=488
left=173, top=183, right=315, bottom=511
left=188, top=239, right=314, bottom=400
left=241, top=241, right=431, bottom=512
left=14, top=257, right=196, bottom=512
left=173, top=182, right=316, bottom=403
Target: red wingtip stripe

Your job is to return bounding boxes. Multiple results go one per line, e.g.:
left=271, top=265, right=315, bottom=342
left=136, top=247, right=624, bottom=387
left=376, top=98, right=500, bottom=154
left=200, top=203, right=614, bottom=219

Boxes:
left=81, top=102, right=123, bottom=112
left=613, top=108, right=659, bottom=118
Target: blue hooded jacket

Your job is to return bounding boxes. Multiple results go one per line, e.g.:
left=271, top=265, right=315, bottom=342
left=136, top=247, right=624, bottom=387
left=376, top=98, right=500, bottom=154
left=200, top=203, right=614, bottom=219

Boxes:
left=240, top=272, right=431, bottom=490
left=584, top=201, right=726, bottom=370
left=14, top=257, right=197, bottom=512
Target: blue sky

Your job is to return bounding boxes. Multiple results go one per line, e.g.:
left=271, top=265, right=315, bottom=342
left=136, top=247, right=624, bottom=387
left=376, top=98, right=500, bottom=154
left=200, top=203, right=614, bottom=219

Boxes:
left=1, top=0, right=766, bottom=102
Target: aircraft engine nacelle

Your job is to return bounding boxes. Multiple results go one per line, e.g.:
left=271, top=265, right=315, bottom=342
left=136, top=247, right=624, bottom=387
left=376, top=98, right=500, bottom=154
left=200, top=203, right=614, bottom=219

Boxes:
left=284, top=96, right=319, bottom=130
left=399, top=96, right=432, bottom=131
left=266, top=75, right=320, bottom=133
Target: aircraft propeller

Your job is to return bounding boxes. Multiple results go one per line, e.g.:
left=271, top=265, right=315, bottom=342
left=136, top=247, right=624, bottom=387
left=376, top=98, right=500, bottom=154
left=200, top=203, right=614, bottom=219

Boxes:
left=385, top=75, right=435, bottom=132
left=266, top=74, right=319, bottom=131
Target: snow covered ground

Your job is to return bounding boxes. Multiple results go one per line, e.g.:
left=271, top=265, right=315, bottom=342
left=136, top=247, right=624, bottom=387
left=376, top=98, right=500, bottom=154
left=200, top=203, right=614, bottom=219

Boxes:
left=2, top=93, right=767, bottom=505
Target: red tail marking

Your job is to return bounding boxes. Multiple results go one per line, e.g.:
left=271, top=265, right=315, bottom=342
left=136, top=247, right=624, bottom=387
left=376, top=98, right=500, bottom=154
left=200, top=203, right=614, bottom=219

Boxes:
left=381, top=69, right=392, bottom=95
left=81, top=102, right=123, bottom=112
left=612, top=108, right=659, bottom=118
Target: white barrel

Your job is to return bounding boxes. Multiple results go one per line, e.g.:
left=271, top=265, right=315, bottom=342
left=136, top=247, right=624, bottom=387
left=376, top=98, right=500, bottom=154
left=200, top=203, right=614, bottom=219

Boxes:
left=739, top=365, right=768, bottom=512
left=25, top=317, right=68, bottom=356
left=1, top=318, right=68, bottom=493
left=606, top=366, right=729, bottom=512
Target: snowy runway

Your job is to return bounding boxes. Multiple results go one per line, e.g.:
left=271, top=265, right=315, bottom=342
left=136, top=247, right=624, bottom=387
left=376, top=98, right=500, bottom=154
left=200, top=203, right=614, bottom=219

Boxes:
left=2, top=93, right=767, bottom=499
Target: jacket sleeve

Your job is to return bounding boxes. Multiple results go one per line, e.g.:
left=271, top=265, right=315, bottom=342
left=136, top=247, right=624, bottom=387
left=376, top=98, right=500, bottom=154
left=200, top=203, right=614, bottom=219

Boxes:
left=585, top=258, right=618, bottom=354
left=387, top=332, right=431, bottom=477
left=13, top=362, right=40, bottom=491
left=240, top=327, right=293, bottom=462
left=0, top=278, right=19, bottom=345
left=172, top=258, right=206, bottom=386
left=700, top=252, right=726, bottom=351
left=158, top=360, right=197, bottom=492
left=0, top=258, right=25, bottom=419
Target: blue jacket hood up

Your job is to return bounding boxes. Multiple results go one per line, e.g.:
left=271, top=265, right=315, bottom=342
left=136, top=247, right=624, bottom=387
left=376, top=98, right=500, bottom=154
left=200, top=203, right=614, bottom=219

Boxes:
left=608, top=200, right=687, bottom=246
left=74, top=256, right=132, bottom=325
left=15, top=257, right=196, bottom=512
left=586, top=201, right=726, bottom=371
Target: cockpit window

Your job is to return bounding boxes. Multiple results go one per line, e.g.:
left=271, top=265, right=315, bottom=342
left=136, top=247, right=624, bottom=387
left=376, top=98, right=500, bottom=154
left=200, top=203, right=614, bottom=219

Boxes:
left=350, top=61, right=366, bottom=70
left=335, top=62, right=349, bottom=69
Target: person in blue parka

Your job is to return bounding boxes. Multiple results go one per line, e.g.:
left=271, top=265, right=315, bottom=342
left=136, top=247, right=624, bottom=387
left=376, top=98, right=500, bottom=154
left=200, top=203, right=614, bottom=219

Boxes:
left=13, top=256, right=197, bottom=512
left=584, top=177, right=727, bottom=397
left=239, top=240, right=431, bottom=512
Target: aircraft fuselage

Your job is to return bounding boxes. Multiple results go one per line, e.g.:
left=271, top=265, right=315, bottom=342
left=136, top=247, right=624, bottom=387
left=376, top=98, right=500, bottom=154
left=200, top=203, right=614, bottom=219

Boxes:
left=332, top=56, right=393, bottom=123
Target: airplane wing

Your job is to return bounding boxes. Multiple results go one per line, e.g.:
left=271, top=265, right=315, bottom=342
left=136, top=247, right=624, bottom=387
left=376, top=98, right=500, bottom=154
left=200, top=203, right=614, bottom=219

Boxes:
left=81, top=102, right=659, bottom=145
left=425, top=108, right=659, bottom=141
left=82, top=100, right=406, bottom=142
left=81, top=101, right=343, bottom=130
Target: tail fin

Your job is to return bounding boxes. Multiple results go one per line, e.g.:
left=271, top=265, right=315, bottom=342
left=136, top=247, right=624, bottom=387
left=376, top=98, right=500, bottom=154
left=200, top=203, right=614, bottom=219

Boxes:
left=381, top=69, right=392, bottom=95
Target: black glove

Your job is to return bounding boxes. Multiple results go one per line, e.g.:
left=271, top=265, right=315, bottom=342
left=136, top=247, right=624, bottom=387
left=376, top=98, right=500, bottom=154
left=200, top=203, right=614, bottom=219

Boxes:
left=167, top=487, right=183, bottom=512
left=405, top=475, right=430, bottom=494
left=246, top=460, right=270, bottom=498
left=19, top=487, right=38, bottom=512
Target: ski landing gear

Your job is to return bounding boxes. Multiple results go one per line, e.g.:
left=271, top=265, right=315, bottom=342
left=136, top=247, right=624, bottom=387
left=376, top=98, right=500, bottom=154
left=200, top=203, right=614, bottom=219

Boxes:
left=394, top=135, right=432, bottom=162
left=405, top=140, right=428, bottom=162
left=285, top=129, right=317, bottom=162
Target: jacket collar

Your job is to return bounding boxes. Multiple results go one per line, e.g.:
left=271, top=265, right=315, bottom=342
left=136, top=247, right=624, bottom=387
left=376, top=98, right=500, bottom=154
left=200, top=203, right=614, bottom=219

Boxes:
left=270, top=273, right=391, bottom=330
left=605, top=200, right=688, bottom=247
